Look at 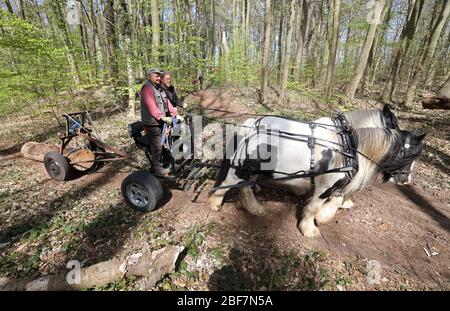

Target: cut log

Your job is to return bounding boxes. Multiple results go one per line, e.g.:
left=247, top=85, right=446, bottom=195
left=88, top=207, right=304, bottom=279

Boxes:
left=421, top=94, right=450, bottom=109
left=0, top=244, right=184, bottom=291
left=20, top=142, right=95, bottom=170
left=20, top=142, right=59, bottom=162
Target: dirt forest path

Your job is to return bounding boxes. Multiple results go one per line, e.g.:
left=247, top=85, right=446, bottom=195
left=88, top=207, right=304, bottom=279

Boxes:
left=190, top=89, right=450, bottom=289
left=0, top=89, right=448, bottom=290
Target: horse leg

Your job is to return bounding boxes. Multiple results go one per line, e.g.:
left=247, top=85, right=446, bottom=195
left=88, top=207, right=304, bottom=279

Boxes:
left=299, top=196, right=324, bottom=238
left=340, top=196, right=354, bottom=209
left=291, top=186, right=308, bottom=196
left=208, top=170, right=242, bottom=212
left=237, top=185, right=266, bottom=216
left=315, top=195, right=344, bottom=224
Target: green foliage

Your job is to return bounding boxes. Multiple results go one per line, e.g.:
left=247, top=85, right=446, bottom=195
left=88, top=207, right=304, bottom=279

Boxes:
left=209, top=34, right=258, bottom=86
left=0, top=11, right=68, bottom=116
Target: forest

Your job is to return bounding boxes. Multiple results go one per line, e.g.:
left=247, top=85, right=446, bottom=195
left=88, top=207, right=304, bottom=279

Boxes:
left=0, top=0, right=449, bottom=117
left=0, top=0, right=449, bottom=292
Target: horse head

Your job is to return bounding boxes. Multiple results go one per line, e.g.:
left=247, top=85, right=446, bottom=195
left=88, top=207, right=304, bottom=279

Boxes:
left=382, top=130, right=425, bottom=185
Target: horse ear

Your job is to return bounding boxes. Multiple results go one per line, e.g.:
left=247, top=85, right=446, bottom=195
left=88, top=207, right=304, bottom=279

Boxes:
left=417, top=133, right=426, bottom=141
left=382, top=103, right=392, bottom=114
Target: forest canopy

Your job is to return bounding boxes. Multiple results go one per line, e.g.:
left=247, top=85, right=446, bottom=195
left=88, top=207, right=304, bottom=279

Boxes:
left=0, top=0, right=449, bottom=116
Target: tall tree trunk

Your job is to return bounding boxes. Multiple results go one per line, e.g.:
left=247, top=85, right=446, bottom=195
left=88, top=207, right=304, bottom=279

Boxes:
left=105, top=0, right=118, bottom=87
left=221, top=30, right=230, bottom=82
left=244, top=0, right=250, bottom=54
left=311, top=0, right=324, bottom=87
left=324, top=0, right=341, bottom=98
left=346, top=0, right=385, bottom=98
left=51, top=0, right=82, bottom=88
left=208, top=0, right=216, bottom=69
left=277, top=0, right=285, bottom=82
left=361, top=0, right=392, bottom=94
left=150, top=0, right=160, bottom=63
left=19, top=0, right=26, bottom=19
left=89, top=0, right=105, bottom=81
left=343, top=4, right=353, bottom=66
left=381, top=0, right=425, bottom=102
left=4, top=0, right=14, bottom=15
left=118, top=0, right=136, bottom=113
left=293, top=0, right=308, bottom=79
left=280, top=0, right=296, bottom=92
left=404, top=0, right=450, bottom=105
left=260, top=0, right=272, bottom=104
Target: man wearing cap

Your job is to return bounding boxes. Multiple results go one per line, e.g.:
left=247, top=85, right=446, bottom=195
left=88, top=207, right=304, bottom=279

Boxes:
left=140, top=68, right=180, bottom=176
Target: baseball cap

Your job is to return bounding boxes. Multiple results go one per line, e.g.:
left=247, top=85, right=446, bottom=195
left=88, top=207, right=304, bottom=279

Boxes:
left=147, top=68, right=162, bottom=75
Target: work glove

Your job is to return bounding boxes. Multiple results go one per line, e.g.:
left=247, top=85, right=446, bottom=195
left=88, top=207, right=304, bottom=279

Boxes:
left=161, top=116, right=172, bottom=125
left=176, top=115, right=184, bottom=122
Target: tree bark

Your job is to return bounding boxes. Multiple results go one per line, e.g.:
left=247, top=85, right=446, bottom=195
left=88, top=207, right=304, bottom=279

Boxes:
left=277, top=0, right=285, bottom=82
left=280, top=0, right=296, bottom=92
left=19, top=0, right=26, bottom=19
left=4, top=0, right=14, bottom=15
left=381, top=0, right=425, bottom=102
left=346, top=0, right=385, bottom=98
left=311, top=0, right=324, bottom=87
left=105, top=0, right=119, bottom=87
left=343, top=4, right=353, bottom=66
left=324, top=0, right=341, bottom=98
left=118, top=0, right=136, bottom=114
left=260, top=0, right=272, bottom=104
left=50, top=0, right=82, bottom=89
left=293, top=0, right=308, bottom=79
left=150, top=0, right=160, bottom=63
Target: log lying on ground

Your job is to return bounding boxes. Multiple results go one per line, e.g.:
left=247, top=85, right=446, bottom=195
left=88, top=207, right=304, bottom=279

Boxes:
left=20, top=142, right=95, bottom=170
left=20, top=142, right=59, bottom=162
left=1, top=244, right=184, bottom=291
left=420, top=95, right=450, bottom=110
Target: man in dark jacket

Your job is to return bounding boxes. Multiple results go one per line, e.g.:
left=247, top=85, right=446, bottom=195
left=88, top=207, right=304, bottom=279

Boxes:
left=140, top=68, right=178, bottom=176
left=160, top=71, right=186, bottom=109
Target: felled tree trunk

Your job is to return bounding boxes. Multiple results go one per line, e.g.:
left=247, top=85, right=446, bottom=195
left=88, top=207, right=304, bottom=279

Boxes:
left=421, top=76, right=450, bottom=109
left=20, top=142, right=59, bottom=162
left=1, top=245, right=184, bottom=291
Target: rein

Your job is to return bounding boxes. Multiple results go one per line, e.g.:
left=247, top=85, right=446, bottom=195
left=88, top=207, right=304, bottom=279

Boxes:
left=189, top=110, right=409, bottom=191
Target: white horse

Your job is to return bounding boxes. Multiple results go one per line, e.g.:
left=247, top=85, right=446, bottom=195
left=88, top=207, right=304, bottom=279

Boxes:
left=209, top=116, right=424, bottom=237
left=227, top=105, right=400, bottom=215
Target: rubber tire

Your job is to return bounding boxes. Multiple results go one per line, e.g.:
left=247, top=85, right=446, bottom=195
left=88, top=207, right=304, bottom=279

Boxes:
left=121, top=170, right=164, bottom=212
left=44, top=151, right=71, bottom=182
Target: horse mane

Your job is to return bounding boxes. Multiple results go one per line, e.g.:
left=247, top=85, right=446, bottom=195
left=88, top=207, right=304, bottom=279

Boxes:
left=344, top=109, right=386, bottom=129
left=345, top=128, right=403, bottom=193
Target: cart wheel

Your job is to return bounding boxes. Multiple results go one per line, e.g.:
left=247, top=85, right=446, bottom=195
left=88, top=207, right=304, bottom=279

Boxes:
left=121, top=171, right=164, bottom=212
left=44, top=151, right=71, bottom=182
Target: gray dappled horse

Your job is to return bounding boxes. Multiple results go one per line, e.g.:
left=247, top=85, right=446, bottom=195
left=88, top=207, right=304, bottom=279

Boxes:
left=209, top=112, right=424, bottom=238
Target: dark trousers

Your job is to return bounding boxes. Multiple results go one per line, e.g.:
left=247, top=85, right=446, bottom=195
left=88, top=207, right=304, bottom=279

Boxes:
left=144, top=125, right=163, bottom=172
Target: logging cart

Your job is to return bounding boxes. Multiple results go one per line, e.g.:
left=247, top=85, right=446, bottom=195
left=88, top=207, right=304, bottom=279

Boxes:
left=44, top=111, right=128, bottom=182
left=121, top=114, right=220, bottom=212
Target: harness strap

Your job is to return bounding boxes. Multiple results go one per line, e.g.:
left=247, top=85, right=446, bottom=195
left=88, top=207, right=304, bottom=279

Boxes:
left=333, top=113, right=358, bottom=184
left=308, top=124, right=316, bottom=187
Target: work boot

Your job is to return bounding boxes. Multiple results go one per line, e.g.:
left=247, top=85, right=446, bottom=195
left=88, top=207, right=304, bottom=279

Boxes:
left=154, top=166, right=171, bottom=177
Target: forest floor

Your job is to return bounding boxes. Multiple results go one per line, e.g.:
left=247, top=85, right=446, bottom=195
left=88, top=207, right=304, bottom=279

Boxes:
left=0, top=86, right=449, bottom=291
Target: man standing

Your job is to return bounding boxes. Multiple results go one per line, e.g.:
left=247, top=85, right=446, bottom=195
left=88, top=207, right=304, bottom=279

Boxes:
left=140, top=68, right=178, bottom=176
left=160, top=71, right=186, bottom=108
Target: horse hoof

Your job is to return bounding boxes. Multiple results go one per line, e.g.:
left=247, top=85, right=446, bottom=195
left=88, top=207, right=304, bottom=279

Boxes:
left=340, top=199, right=354, bottom=209
left=208, top=196, right=222, bottom=212
left=253, top=207, right=266, bottom=216
left=299, top=220, right=321, bottom=238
